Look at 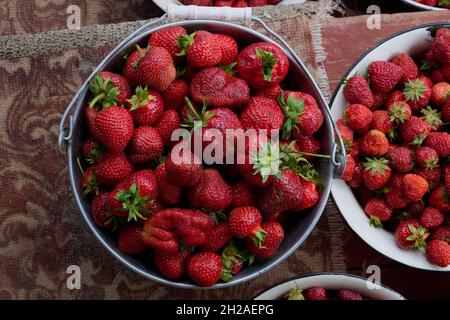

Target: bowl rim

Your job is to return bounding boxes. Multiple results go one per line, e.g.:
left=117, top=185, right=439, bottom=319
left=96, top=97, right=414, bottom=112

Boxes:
left=330, top=23, right=450, bottom=273
left=67, top=18, right=336, bottom=289
left=399, top=0, right=446, bottom=11
left=252, top=272, right=406, bottom=300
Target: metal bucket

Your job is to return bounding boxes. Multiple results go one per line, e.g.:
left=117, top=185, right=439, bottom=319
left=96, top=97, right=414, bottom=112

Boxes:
left=58, top=9, right=346, bottom=289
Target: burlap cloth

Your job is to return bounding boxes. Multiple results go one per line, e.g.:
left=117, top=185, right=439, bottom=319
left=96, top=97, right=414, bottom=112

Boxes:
left=0, top=2, right=346, bottom=299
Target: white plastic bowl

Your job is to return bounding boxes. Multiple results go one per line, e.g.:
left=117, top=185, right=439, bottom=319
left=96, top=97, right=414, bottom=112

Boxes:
left=254, top=273, right=405, bottom=300
left=330, top=24, right=450, bottom=272
left=400, top=0, right=446, bottom=11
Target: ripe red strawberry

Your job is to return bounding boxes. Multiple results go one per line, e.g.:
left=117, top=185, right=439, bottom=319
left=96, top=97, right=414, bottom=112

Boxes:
left=341, top=155, right=356, bottom=182
left=93, top=152, right=133, bottom=186
left=91, top=191, right=111, bottom=229
left=155, top=250, right=190, bottom=280
left=233, top=0, right=248, bottom=6
left=387, top=101, right=412, bottom=125
left=240, top=96, right=285, bottom=131
left=92, top=105, right=134, bottom=153
left=135, top=46, right=176, bottom=91
left=371, top=110, right=393, bottom=134
left=187, top=168, right=232, bottom=211
left=430, top=226, right=450, bottom=243
left=360, top=130, right=389, bottom=156
left=343, top=75, right=374, bottom=108
left=254, top=84, right=283, bottom=100
left=415, top=146, right=439, bottom=169
left=442, top=98, right=450, bottom=123
left=424, top=132, right=450, bottom=158
left=432, top=28, right=450, bottom=63
left=200, top=222, right=232, bottom=252
left=445, top=165, right=450, bottom=192
left=429, top=185, right=450, bottom=212
left=293, top=179, right=319, bottom=211
left=344, top=104, right=373, bottom=135
left=80, top=167, right=99, bottom=196
left=426, top=240, right=450, bottom=267
left=165, top=146, right=203, bottom=186
left=231, top=180, right=257, bottom=208
left=368, top=61, right=403, bottom=94
left=405, top=201, right=425, bottom=219
left=395, top=219, right=429, bottom=250
left=391, top=53, right=419, bottom=83
left=107, top=169, right=158, bottom=221
left=161, top=79, right=188, bottom=112
left=128, top=126, right=164, bottom=165
left=403, top=77, right=432, bottom=110
left=388, top=146, right=414, bottom=173
left=420, top=207, right=444, bottom=229
left=431, top=69, right=446, bottom=83
left=85, top=105, right=98, bottom=135
left=128, top=86, right=164, bottom=126
left=385, top=90, right=406, bottom=108
left=431, top=82, right=450, bottom=106
left=124, top=45, right=148, bottom=86
left=364, top=197, right=393, bottom=228
left=248, top=0, right=269, bottom=5
left=337, top=119, right=354, bottom=148
left=303, top=287, right=327, bottom=301
left=178, top=31, right=222, bottom=69
left=416, top=166, right=441, bottom=190
left=363, top=157, right=391, bottom=190
left=88, top=72, right=131, bottom=108
left=155, top=110, right=181, bottom=147
left=228, top=206, right=267, bottom=246
left=338, top=290, right=363, bottom=301
left=385, top=173, right=410, bottom=209
left=187, top=252, right=222, bottom=287
left=279, top=91, right=323, bottom=138
left=245, top=221, right=284, bottom=259
left=117, top=224, right=147, bottom=254
left=190, top=67, right=250, bottom=110
left=213, top=34, right=238, bottom=66
left=236, top=42, right=289, bottom=89
left=402, top=173, right=429, bottom=202
left=155, top=163, right=182, bottom=206
left=215, top=0, right=235, bottom=6
left=82, top=139, right=103, bottom=164
left=401, top=116, right=431, bottom=146
left=348, top=161, right=364, bottom=188
left=148, top=26, right=187, bottom=62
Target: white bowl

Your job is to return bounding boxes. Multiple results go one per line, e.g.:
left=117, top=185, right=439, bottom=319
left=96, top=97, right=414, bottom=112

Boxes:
left=254, top=273, right=405, bottom=300
left=330, top=24, right=450, bottom=272
left=400, top=0, right=446, bottom=11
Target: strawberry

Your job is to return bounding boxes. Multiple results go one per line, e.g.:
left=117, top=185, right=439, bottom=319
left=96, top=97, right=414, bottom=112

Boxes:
left=161, top=79, right=188, bottom=111
left=107, top=169, right=158, bottom=221
left=134, top=46, right=176, bottom=91
left=338, top=290, right=363, bottom=301
left=148, top=26, right=187, bottom=62
left=363, top=157, right=391, bottom=190
left=233, top=0, right=248, bottom=6
left=416, top=166, right=441, bottom=190
left=279, top=91, right=323, bottom=138
left=80, top=167, right=99, bottom=196
left=385, top=173, right=410, bottom=209
left=155, top=163, right=182, bottom=206
left=405, top=201, right=425, bottom=219
left=415, top=146, right=439, bottom=169
left=128, top=86, right=164, bottom=126
left=254, top=84, right=283, bottom=100
left=373, top=92, right=384, bottom=109
left=93, top=152, right=133, bottom=186
left=431, top=69, right=446, bottom=83
left=128, top=126, right=164, bottom=165
left=245, top=221, right=284, bottom=259
left=368, top=61, right=403, bottom=94
left=430, top=226, right=450, bottom=243
left=92, top=105, right=134, bottom=153
left=403, top=77, right=432, bottom=110
left=155, top=250, right=190, bottom=280
left=228, top=206, right=267, bottom=246
left=402, top=173, right=429, bottom=202
left=187, top=252, right=222, bottom=287
left=117, top=224, right=147, bottom=254
left=424, top=132, right=450, bottom=158
left=400, top=116, right=431, bottom=146
left=385, top=90, right=406, bottom=108
left=213, top=34, right=238, bottom=66
left=303, top=287, right=327, bottom=301
left=349, top=138, right=361, bottom=161
left=364, top=197, right=393, bottom=228
left=344, top=104, right=373, bottom=135
left=91, top=191, right=112, bottom=229
left=248, top=0, right=269, bottom=5
left=178, top=31, right=222, bottom=69
left=85, top=105, right=98, bottom=135
left=442, top=98, right=450, bottom=123
left=431, top=82, right=450, bottom=106
left=387, top=101, right=411, bottom=125
left=155, top=110, right=181, bottom=147
left=221, top=242, right=245, bottom=282
left=371, top=110, right=393, bottom=135
left=293, top=179, right=319, bottom=211
left=215, top=0, right=235, bottom=6
left=236, top=42, right=289, bottom=89
left=341, top=155, right=356, bottom=182
left=165, top=146, right=203, bottom=186
left=420, top=106, right=443, bottom=131
left=240, top=96, right=285, bottom=131
left=82, top=139, right=103, bottom=164
left=391, top=53, right=419, bottom=83
left=388, top=146, right=414, bottom=173
left=231, top=180, right=257, bottom=208
left=124, top=45, right=148, bottom=86
left=187, top=168, right=232, bottom=211
left=394, top=219, right=429, bottom=250
left=348, top=162, right=364, bottom=188
left=200, top=222, right=232, bottom=252
left=420, top=207, right=444, bottom=229
left=190, top=67, right=250, bottom=110
left=360, top=130, right=389, bottom=157
left=343, top=75, right=374, bottom=108
left=88, top=72, right=131, bottom=108
left=432, top=28, right=450, bottom=63
left=429, top=185, right=450, bottom=212
left=426, top=240, right=450, bottom=267
left=445, top=165, right=450, bottom=192
left=337, top=119, right=353, bottom=149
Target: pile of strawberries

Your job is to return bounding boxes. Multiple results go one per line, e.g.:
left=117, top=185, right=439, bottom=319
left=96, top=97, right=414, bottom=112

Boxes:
left=413, top=0, right=450, bottom=9
left=79, top=25, right=325, bottom=286
left=180, top=0, right=281, bottom=7
left=339, top=28, right=450, bottom=268
left=284, top=285, right=367, bottom=300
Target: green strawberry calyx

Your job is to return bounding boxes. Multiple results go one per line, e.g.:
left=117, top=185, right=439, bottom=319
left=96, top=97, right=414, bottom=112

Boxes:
left=252, top=227, right=268, bottom=249
left=420, top=106, right=443, bottom=131
left=131, top=45, right=149, bottom=70
left=116, top=182, right=154, bottom=222
left=77, top=158, right=99, bottom=196
left=127, top=86, right=156, bottom=111
left=403, top=79, right=428, bottom=103
left=420, top=60, right=437, bottom=72
left=176, top=32, right=195, bottom=57
left=411, top=133, right=428, bottom=147
left=182, top=97, right=215, bottom=133
left=388, top=102, right=409, bottom=124
left=256, top=48, right=277, bottom=82
left=221, top=242, right=244, bottom=283
left=406, top=224, right=429, bottom=252
left=364, top=157, right=390, bottom=176
left=220, top=62, right=237, bottom=77
left=85, top=145, right=104, bottom=165
left=285, top=283, right=305, bottom=301
left=278, top=93, right=305, bottom=140
left=369, top=215, right=383, bottom=228
left=251, top=141, right=283, bottom=183
left=88, top=74, right=120, bottom=109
